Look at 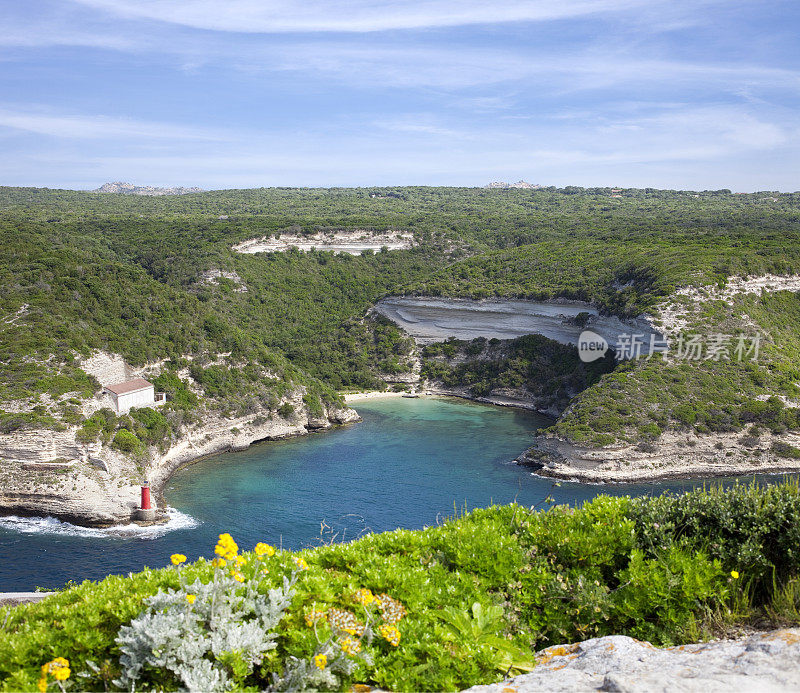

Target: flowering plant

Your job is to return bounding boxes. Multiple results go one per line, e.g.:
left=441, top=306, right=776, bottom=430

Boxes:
left=271, top=587, right=407, bottom=691
left=114, top=534, right=296, bottom=692
left=38, top=657, right=70, bottom=692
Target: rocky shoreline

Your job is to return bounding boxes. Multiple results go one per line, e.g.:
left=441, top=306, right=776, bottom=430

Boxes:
left=0, top=395, right=359, bottom=528
left=423, top=384, right=560, bottom=418
left=518, top=429, right=800, bottom=483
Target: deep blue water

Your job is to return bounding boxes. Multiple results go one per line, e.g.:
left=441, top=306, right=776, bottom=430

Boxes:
left=0, top=397, right=780, bottom=590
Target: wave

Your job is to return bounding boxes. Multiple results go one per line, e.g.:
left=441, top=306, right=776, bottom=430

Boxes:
left=0, top=507, right=199, bottom=539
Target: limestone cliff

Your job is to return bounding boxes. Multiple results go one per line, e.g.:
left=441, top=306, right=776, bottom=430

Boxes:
left=0, top=394, right=357, bottom=527
left=0, top=351, right=359, bottom=527
left=517, top=428, right=800, bottom=482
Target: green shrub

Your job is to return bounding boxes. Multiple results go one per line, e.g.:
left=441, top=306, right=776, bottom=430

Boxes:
left=630, top=480, right=800, bottom=596
left=277, top=403, right=295, bottom=419
left=75, top=418, right=101, bottom=443
left=772, top=441, right=800, bottom=459
left=152, top=372, right=198, bottom=409
left=302, top=394, right=324, bottom=418
left=111, top=429, right=143, bottom=454
left=638, top=423, right=662, bottom=438
left=612, top=546, right=726, bottom=643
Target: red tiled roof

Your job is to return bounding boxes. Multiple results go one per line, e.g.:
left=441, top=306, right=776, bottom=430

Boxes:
left=105, top=378, right=154, bottom=396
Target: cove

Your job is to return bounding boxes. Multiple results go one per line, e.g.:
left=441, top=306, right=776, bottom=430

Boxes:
left=0, top=397, right=761, bottom=591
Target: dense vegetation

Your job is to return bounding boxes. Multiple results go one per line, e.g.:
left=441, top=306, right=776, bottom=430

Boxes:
left=1, top=184, right=799, bottom=447
left=548, top=291, right=800, bottom=445
left=412, top=238, right=800, bottom=315
left=1, top=481, right=799, bottom=691
left=421, top=334, right=616, bottom=410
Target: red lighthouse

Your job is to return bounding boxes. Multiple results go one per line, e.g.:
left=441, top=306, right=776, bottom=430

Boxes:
left=141, top=484, right=151, bottom=510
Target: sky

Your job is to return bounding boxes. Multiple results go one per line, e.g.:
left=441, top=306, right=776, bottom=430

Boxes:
left=0, top=1, right=798, bottom=191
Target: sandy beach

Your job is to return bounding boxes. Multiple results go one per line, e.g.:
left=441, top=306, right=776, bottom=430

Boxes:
left=342, top=390, right=409, bottom=402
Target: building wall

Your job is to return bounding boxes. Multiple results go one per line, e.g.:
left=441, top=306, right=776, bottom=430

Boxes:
left=116, top=387, right=155, bottom=413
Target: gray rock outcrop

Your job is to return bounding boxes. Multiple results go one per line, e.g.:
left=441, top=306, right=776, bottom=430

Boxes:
left=94, top=182, right=204, bottom=196
left=373, top=297, right=661, bottom=348
left=465, top=629, right=800, bottom=693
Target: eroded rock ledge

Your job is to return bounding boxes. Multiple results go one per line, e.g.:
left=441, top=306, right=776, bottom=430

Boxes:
left=518, top=429, right=800, bottom=483
left=465, top=628, right=800, bottom=693
left=233, top=230, right=414, bottom=255
left=373, top=296, right=660, bottom=347
left=0, top=397, right=358, bottom=528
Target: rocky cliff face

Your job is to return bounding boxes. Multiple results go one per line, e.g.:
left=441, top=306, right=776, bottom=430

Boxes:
left=0, top=393, right=358, bottom=527
left=233, top=230, right=415, bottom=256
left=94, top=182, right=204, bottom=196
left=484, top=180, right=540, bottom=189
left=372, top=296, right=662, bottom=348
left=515, top=276, right=800, bottom=482
left=518, top=427, right=800, bottom=482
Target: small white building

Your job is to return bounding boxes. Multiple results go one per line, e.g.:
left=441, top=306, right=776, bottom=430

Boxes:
left=104, top=378, right=166, bottom=414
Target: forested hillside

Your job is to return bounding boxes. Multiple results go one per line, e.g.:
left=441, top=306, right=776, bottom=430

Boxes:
left=1, top=185, right=799, bottom=449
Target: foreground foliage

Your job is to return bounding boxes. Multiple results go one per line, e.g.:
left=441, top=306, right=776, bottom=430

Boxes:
left=1, top=481, right=799, bottom=691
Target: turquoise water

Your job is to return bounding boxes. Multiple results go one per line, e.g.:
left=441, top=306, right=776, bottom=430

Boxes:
left=0, top=397, right=769, bottom=590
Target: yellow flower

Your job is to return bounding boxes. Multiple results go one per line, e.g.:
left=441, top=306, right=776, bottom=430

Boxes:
left=254, top=542, right=276, bottom=558
left=731, top=570, right=740, bottom=579
left=39, top=658, right=70, bottom=686
left=232, top=572, right=245, bottom=583
left=313, top=654, right=327, bottom=670
left=234, top=555, right=246, bottom=567
left=186, top=594, right=196, bottom=604
left=294, top=557, right=309, bottom=571
left=215, top=533, right=239, bottom=561
left=378, top=624, right=401, bottom=646
left=170, top=553, right=187, bottom=566
left=341, top=636, right=361, bottom=655
left=212, top=557, right=227, bottom=569
left=355, top=588, right=375, bottom=606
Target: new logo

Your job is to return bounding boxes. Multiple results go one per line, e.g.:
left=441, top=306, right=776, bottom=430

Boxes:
left=578, top=330, right=609, bottom=362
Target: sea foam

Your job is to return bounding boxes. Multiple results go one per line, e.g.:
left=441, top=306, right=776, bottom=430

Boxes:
left=0, top=507, right=199, bottom=539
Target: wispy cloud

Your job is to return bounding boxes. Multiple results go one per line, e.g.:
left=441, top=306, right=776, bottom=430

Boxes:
left=262, top=45, right=800, bottom=92
left=0, top=107, right=229, bottom=141
left=0, top=4, right=138, bottom=50
left=70, top=0, right=653, bottom=33
left=1, top=1, right=797, bottom=191
left=372, top=116, right=468, bottom=138
left=7, top=4, right=798, bottom=95
left=534, top=105, right=792, bottom=164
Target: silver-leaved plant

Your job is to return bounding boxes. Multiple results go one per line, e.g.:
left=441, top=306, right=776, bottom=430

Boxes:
left=114, top=569, right=297, bottom=692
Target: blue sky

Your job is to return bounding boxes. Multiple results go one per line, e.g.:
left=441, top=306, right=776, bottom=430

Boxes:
left=1, top=1, right=798, bottom=190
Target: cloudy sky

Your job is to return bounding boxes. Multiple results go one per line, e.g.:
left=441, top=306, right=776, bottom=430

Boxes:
left=1, top=1, right=798, bottom=190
